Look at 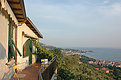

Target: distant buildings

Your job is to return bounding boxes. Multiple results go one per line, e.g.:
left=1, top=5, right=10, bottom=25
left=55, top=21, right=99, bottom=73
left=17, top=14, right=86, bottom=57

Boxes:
left=88, top=61, right=94, bottom=64
left=105, top=70, right=110, bottom=73
left=116, top=64, right=121, bottom=68
left=88, top=60, right=121, bottom=68
left=61, top=49, right=87, bottom=55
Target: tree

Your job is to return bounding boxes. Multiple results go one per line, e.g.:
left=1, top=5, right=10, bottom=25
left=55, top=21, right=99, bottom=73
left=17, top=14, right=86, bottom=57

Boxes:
left=57, top=67, right=75, bottom=80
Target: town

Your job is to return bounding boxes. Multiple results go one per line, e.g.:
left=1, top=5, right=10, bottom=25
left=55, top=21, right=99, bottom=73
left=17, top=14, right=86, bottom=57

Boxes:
left=40, top=43, right=88, bottom=55
left=61, top=49, right=87, bottom=55
left=88, top=60, right=121, bottom=73
left=88, top=60, right=121, bottom=68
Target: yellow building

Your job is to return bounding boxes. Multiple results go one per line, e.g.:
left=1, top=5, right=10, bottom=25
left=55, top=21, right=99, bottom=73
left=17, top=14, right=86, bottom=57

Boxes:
left=0, top=0, right=43, bottom=79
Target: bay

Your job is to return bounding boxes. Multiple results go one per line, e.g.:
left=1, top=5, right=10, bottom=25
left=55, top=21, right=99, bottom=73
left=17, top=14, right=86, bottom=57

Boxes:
left=75, top=48, right=121, bottom=62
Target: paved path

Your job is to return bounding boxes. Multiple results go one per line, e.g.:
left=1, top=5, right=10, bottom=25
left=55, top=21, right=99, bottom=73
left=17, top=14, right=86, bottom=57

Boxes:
left=18, top=63, right=43, bottom=80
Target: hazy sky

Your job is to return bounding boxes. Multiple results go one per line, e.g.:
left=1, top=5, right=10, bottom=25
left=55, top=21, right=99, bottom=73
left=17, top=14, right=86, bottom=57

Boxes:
left=24, top=0, right=121, bottom=48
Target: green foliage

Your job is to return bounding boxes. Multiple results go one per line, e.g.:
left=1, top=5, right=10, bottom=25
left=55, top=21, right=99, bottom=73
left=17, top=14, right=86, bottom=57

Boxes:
left=33, top=40, right=54, bottom=63
left=50, top=49, right=63, bottom=66
left=57, top=67, right=75, bottom=80
left=80, top=55, right=121, bottom=79
left=30, top=41, right=120, bottom=80
left=107, top=66, right=121, bottom=79
left=57, top=55, right=114, bottom=80
left=80, top=55, right=96, bottom=63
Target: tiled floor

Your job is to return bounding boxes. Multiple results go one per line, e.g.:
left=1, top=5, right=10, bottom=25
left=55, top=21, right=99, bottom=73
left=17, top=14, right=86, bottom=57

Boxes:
left=12, top=63, right=43, bottom=80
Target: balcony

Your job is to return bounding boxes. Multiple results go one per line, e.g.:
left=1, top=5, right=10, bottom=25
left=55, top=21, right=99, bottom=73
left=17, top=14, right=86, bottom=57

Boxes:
left=11, top=56, right=57, bottom=80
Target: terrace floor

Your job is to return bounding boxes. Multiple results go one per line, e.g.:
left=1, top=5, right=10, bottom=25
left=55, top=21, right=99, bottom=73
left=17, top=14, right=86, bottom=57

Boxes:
left=12, top=63, right=44, bottom=80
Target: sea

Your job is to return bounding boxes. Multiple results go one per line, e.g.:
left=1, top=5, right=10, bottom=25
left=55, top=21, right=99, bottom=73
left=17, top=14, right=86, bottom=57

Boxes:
left=74, top=48, right=121, bottom=62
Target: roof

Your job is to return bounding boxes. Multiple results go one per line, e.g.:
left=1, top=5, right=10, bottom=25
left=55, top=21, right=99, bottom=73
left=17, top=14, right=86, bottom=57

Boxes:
left=25, top=17, right=43, bottom=38
left=7, top=0, right=26, bottom=22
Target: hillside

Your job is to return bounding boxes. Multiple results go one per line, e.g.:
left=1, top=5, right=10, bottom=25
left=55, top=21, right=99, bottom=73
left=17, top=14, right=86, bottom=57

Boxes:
left=57, top=55, right=114, bottom=80
left=36, top=42, right=119, bottom=80
left=40, top=43, right=57, bottom=50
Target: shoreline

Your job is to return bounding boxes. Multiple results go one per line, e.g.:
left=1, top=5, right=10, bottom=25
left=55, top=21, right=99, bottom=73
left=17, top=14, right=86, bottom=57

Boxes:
left=81, top=55, right=121, bottom=68
left=82, top=53, right=121, bottom=62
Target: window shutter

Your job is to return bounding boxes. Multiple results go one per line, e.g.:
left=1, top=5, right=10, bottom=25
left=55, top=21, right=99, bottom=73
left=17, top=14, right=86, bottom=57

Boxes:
left=11, top=40, right=22, bottom=56
left=10, top=42, right=16, bottom=60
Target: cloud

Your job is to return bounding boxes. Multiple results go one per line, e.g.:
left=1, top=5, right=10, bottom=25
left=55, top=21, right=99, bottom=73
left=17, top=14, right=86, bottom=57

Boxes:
left=98, top=3, right=121, bottom=16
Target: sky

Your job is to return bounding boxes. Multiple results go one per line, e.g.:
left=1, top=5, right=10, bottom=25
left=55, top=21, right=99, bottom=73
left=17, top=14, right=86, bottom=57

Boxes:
left=24, top=0, right=121, bottom=48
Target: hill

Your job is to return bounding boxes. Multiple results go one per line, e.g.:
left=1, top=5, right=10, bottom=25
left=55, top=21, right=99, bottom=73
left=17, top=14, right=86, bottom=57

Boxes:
left=40, top=43, right=57, bottom=50
left=57, top=55, right=114, bottom=80
left=37, top=42, right=119, bottom=80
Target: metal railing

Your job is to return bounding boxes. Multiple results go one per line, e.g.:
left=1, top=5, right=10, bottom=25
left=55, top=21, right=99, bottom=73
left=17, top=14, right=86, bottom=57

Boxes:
left=39, top=56, right=57, bottom=80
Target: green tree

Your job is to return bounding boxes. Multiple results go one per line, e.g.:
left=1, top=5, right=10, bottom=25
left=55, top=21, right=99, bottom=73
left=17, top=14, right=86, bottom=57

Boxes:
left=32, top=40, right=54, bottom=63
left=57, top=67, right=75, bottom=80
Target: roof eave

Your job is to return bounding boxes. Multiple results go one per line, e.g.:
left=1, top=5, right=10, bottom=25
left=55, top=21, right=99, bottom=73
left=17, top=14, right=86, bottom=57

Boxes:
left=7, top=0, right=26, bottom=23
left=25, top=17, right=43, bottom=38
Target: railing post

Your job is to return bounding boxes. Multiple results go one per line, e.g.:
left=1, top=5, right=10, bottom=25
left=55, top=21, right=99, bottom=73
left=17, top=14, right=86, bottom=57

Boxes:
left=39, top=56, right=57, bottom=80
left=39, top=70, right=43, bottom=80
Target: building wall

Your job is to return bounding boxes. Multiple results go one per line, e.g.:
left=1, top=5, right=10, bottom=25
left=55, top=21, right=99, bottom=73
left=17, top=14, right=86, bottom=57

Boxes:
left=17, top=25, right=23, bottom=70
left=0, top=0, right=19, bottom=79
left=22, top=23, right=38, bottom=44
left=32, top=54, right=37, bottom=64
left=0, top=10, right=9, bottom=80
left=0, top=10, right=16, bottom=80
left=17, top=56, right=29, bottom=70
left=32, top=45, right=36, bottom=53
left=0, top=0, right=39, bottom=79
left=17, top=23, right=38, bottom=70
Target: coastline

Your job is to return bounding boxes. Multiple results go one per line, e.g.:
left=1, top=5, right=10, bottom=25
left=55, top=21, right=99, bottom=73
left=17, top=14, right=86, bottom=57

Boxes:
left=80, top=55, right=121, bottom=68
left=78, top=48, right=121, bottom=62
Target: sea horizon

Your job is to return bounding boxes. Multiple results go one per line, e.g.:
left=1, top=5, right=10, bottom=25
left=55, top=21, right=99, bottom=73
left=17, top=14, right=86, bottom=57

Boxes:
left=64, top=47, right=121, bottom=62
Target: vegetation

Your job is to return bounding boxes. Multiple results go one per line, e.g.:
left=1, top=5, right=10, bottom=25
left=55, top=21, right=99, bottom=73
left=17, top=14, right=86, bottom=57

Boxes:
left=57, top=54, right=113, bottom=80
left=105, top=66, right=121, bottom=80
left=57, top=67, right=75, bottom=80
left=80, top=55, right=121, bottom=80
left=33, top=41, right=121, bottom=80
left=50, top=49, right=63, bottom=66
left=80, top=55, right=96, bottom=63
left=33, top=40, right=54, bottom=63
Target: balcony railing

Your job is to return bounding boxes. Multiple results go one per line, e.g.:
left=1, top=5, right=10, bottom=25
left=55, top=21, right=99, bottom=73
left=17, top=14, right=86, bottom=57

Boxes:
left=39, top=56, right=57, bottom=80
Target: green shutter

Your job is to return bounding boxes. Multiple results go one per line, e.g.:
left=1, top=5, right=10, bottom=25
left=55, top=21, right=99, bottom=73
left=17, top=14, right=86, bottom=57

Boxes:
left=8, top=21, right=22, bottom=61
left=23, top=39, right=33, bottom=64
left=29, top=39, right=32, bottom=64
left=26, top=39, right=31, bottom=56
left=10, top=42, right=16, bottom=60
left=8, top=21, right=13, bottom=61
left=11, top=40, right=22, bottom=56
left=8, top=21, right=15, bottom=61
left=24, top=39, right=32, bottom=57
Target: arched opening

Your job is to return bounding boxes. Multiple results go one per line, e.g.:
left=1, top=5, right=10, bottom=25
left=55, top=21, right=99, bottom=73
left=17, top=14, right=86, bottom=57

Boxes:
left=23, top=39, right=32, bottom=64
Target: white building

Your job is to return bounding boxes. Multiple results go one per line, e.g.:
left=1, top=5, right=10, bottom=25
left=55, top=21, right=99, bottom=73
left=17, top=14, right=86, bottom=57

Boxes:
left=0, top=0, right=43, bottom=79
